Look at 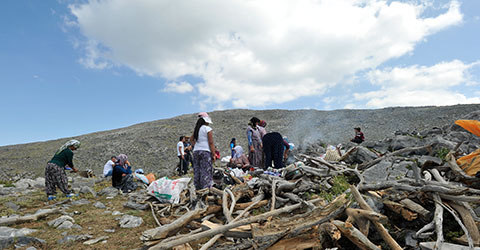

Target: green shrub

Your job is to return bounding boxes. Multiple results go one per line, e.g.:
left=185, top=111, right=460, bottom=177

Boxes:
left=436, top=147, right=450, bottom=160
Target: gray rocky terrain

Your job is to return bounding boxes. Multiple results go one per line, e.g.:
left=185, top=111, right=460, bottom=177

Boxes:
left=1, top=104, right=480, bottom=181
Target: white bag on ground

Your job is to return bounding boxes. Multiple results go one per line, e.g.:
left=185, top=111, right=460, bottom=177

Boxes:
left=147, top=177, right=191, bottom=204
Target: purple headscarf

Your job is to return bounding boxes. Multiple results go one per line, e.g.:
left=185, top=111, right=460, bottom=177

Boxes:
left=117, top=154, right=128, bottom=167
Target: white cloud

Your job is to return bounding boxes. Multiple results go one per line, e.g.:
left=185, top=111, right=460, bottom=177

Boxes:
left=163, top=81, right=194, bottom=94
left=354, top=60, right=480, bottom=108
left=68, top=0, right=463, bottom=107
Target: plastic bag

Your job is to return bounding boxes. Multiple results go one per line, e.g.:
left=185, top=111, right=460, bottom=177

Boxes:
left=147, top=177, right=191, bottom=204
left=133, top=173, right=150, bottom=185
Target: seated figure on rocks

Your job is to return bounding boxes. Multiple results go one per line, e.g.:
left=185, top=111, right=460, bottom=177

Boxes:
left=231, top=145, right=250, bottom=169
left=103, top=155, right=117, bottom=177
left=112, top=154, right=137, bottom=193
left=350, top=127, right=365, bottom=144
left=45, top=139, right=80, bottom=201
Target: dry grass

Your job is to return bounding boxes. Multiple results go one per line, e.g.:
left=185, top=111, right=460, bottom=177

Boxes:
left=2, top=180, right=158, bottom=250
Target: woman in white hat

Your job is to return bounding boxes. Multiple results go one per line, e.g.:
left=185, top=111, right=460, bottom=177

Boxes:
left=191, top=112, right=215, bottom=189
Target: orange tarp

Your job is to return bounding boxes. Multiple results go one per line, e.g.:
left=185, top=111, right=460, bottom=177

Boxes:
left=458, top=149, right=480, bottom=176
left=455, top=120, right=480, bottom=137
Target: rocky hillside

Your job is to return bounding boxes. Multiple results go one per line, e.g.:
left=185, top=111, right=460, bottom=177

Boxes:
left=1, top=104, right=480, bottom=180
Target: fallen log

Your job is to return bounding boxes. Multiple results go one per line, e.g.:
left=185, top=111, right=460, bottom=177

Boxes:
left=141, top=206, right=206, bottom=241
left=432, top=194, right=444, bottom=250
left=399, top=198, right=430, bottom=218
left=332, top=220, right=381, bottom=250
left=148, top=197, right=325, bottom=249
left=0, top=208, right=60, bottom=226
left=449, top=202, right=480, bottom=246
left=350, top=185, right=402, bottom=250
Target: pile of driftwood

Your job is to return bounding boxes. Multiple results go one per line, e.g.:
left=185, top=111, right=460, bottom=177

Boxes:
left=139, top=142, right=480, bottom=250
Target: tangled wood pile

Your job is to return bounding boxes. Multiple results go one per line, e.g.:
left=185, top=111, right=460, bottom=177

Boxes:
left=136, top=141, right=480, bottom=250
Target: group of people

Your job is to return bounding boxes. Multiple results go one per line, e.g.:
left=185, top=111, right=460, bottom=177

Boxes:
left=44, top=139, right=138, bottom=201
left=103, top=154, right=137, bottom=193
left=45, top=113, right=366, bottom=200
left=183, top=113, right=293, bottom=190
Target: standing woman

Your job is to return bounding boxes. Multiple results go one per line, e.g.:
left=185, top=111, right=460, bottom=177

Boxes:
left=247, top=117, right=263, bottom=168
left=45, top=139, right=80, bottom=200
left=191, top=112, right=215, bottom=190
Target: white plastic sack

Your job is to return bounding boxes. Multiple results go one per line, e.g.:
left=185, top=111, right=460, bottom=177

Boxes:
left=221, top=156, right=231, bottom=163
left=230, top=168, right=246, bottom=177
left=147, top=177, right=191, bottom=204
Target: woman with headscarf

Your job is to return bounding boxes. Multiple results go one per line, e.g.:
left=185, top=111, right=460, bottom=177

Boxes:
left=45, top=139, right=80, bottom=200
left=247, top=117, right=263, bottom=168
left=258, top=120, right=267, bottom=138
left=112, top=154, right=137, bottom=193
left=231, top=145, right=250, bottom=168
left=191, top=112, right=215, bottom=190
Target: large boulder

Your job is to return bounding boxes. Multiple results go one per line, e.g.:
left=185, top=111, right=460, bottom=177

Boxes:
left=345, top=146, right=377, bottom=164
left=363, top=160, right=414, bottom=183
left=71, top=177, right=97, bottom=189
left=118, top=215, right=143, bottom=228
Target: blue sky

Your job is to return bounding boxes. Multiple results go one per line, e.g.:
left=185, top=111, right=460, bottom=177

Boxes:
left=0, top=0, right=479, bottom=146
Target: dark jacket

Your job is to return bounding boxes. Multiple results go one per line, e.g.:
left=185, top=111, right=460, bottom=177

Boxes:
left=112, top=165, right=132, bottom=188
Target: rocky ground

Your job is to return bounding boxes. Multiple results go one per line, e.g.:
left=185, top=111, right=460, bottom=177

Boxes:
left=1, top=107, right=480, bottom=249
left=1, top=104, right=480, bottom=181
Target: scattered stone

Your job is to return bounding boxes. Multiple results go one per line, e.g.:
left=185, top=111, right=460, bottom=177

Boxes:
left=57, top=234, right=92, bottom=244
left=123, top=201, right=148, bottom=210
left=71, top=177, right=96, bottom=189
left=0, top=226, right=37, bottom=238
left=418, top=155, right=443, bottom=169
left=26, top=246, right=37, bottom=250
left=83, top=236, right=109, bottom=245
left=93, top=202, right=106, bottom=209
left=0, top=227, right=43, bottom=249
left=71, top=199, right=90, bottom=206
left=48, top=215, right=75, bottom=229
left=4, top=202, right=20, bottom=211
left=79, top=186, right=97, bottom=197
left=71, top=224, right=82, bottom=230
left=56, top=220, right=74, bottom=230
left=112, top=211, right=123, bottom=216
left=118, top=215, right=143, bottom=228
left=104, top=229, right=115, bottom=233
left=98, top=187, right=119, bottom=198
left=14, top=236, right=45, bottom=248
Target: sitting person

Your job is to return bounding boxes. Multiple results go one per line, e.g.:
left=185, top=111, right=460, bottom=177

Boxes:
left=350, top=127, right=365, bottom=144
left=103, top=155, right=117, bottom=177
left=112, top=154, right=137, bottom=193
left=231, top=145, right=250, bottom=168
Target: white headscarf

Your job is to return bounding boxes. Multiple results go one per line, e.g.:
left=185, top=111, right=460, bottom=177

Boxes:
left=233, top=145, right=244, bottom=159
left=55, top=139, right=80, bottom=155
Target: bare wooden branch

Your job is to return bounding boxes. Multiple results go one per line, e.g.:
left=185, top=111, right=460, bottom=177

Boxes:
left=350, top=185, right=402, bottom=250
left=0, top=208, right=60, bottom=226
left=141, top=206, right=206, bottom=241
left=149, top=202, right=161, bottom=227
left=440, top=202, right=474, bottom=248
left=449, top=202, right=480, bottom=246
left=399, top=198, right=430, bottom=218
left=432, top=194, right=444, bottom=250
left=149, top=197, right=324, bottom=249
left=332, top=220, right=381, bottom=250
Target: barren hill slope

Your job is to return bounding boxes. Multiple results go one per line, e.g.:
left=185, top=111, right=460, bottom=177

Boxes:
left=1, top=104, right=479, bottom=180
